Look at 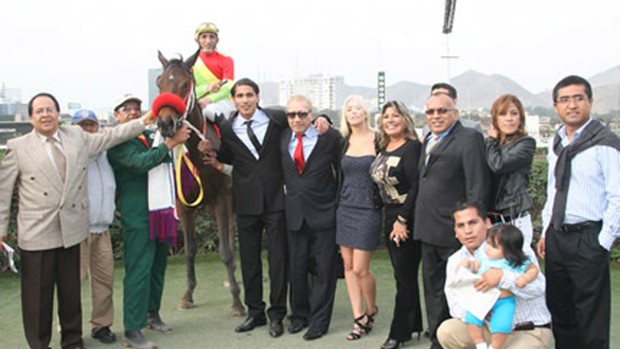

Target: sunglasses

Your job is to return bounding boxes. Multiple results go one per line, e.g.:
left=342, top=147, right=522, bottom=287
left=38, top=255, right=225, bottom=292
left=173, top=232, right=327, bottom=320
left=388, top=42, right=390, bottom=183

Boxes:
left=286, top=111, right=310, bottom=119
left=424, top=108, right=453, bottom=116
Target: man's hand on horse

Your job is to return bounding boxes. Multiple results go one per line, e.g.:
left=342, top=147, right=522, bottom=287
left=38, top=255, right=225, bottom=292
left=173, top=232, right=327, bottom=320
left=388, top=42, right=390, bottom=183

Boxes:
left=164, top=123, right=191, bottom=149
left=140, top=110, right=155, bottom=126
left=197, top=139, right=213, bottom=154
left=313, top=115, right=331, bottom=135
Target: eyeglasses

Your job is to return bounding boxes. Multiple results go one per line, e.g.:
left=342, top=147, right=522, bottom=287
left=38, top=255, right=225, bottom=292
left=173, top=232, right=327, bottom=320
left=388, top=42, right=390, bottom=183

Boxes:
left=556, top=95, right=588, bottom=104
left=424, top=108, right=453, bottom=116
left=33, top=107, right=57, bottom=115
left=286, top=111, right=310, bottom=119
left=119, top=106, right=141, bottom=113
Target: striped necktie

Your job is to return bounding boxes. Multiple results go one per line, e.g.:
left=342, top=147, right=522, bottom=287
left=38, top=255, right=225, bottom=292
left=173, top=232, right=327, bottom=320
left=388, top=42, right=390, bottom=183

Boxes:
left=47, top=137, right=66, bottom=182
left=425, top=135, right=439, bottom=165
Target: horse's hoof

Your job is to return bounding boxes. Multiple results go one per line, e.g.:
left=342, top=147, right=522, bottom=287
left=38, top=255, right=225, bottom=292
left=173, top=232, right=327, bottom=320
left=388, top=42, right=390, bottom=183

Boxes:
left=223, top=279, right=231, bottom=288
left=231, top=305, right=246, bottom=317
left=177, top=300, right=195, bottom=310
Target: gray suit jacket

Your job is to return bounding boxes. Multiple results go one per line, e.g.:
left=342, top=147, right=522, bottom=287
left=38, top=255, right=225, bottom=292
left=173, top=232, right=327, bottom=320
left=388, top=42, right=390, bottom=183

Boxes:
left=0, top=120, right=144, bottom=251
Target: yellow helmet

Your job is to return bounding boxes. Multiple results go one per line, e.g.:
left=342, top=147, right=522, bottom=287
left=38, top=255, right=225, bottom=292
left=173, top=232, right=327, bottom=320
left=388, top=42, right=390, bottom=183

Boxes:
left=195, top=22, right=219, bottom=40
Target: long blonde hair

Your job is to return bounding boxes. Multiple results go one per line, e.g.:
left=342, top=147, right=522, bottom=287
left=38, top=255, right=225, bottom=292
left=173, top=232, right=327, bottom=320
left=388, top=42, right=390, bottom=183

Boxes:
left=339, top=95, right=374, bottom=138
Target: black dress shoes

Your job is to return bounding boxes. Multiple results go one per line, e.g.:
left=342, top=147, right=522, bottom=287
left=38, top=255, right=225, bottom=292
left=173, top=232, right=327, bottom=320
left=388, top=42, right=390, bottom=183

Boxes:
left=235, top=316, right=267, bottom=333
left=288, top=321, right=307, bottom=334
left=92, top=326, right=116, bottom=344
left=303, top=328, right=325, bottom=341
left=269, top=321, right=284, bottom=337
left=381, top=338, right=405, bottom=349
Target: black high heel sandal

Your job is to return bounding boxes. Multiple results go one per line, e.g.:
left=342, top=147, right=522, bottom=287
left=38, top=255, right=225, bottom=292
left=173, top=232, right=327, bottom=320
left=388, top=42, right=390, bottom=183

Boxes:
left=346, top=314, right=371, bottom=340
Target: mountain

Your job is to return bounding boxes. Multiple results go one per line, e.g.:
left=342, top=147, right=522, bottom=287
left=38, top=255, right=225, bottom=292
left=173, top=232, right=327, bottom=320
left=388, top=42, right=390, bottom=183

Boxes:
left=590, top=66, right=620, bottom=87
left=259, top=66, right=620, bottom=113
left=450, top=70, right=548, bottom=110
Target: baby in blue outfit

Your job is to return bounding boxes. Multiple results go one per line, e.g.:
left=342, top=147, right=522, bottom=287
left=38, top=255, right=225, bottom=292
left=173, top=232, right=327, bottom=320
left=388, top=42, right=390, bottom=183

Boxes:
left=460, top=224, right=539, bottom=349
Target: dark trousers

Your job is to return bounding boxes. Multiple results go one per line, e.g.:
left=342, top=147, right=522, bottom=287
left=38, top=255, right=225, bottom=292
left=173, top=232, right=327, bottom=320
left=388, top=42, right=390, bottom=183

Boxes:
left=237, top=211, right=288, bottom=322
left=288, top=221, right=338, bottom=332
left=546, top=221, right=610, bottom=349
left=20, top=245, right=83, bottom=349
left=421, top=242, right=458, bottom=348
left=384, top=206, right=423, bottom=341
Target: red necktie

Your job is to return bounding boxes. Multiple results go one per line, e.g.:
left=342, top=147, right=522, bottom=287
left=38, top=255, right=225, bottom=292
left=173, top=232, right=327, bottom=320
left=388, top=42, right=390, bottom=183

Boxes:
left=294, top=134, right=305, bottom=174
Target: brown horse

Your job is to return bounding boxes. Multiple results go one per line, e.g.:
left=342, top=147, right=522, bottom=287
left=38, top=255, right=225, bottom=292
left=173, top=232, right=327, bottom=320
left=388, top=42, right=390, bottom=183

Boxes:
left=156, top=50, right=244, bottom=316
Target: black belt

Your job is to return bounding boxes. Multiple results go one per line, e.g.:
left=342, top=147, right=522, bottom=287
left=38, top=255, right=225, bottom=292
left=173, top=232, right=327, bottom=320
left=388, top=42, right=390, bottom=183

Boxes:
left=514, top=322, right=551, bottom=331
left=560, top=220, right=602, bottom=233
left=488, top=211, right=528, bottom=224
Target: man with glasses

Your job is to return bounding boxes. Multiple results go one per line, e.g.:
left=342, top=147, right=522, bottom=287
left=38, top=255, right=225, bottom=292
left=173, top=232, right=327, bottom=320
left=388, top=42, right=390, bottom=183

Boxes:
left=108, top=93, right=190, bottom=349
left=413, top=92, right=490, bottom=349
left=536, top=75, right=620, bottom=349
left=0, top=92, right=152, bottom=349
left=437, top=201, right=553, bottom=349
left=200, top=78, right=330, bottom=337
left=279, top=95, right=341, bottom=341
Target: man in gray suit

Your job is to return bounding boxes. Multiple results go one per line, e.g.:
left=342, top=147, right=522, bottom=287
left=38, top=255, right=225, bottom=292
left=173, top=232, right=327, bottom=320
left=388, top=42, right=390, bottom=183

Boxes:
left=0, top=92, right=153, bottom=349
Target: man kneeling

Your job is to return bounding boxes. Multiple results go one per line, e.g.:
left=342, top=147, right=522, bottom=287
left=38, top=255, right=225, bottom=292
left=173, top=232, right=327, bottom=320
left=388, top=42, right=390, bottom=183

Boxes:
left=437, top=202, right=554, bottom=349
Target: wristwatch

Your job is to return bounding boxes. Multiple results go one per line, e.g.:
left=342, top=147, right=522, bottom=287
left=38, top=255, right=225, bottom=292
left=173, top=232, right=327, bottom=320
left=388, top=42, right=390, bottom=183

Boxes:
left=396, top=216, right=407, bottom=226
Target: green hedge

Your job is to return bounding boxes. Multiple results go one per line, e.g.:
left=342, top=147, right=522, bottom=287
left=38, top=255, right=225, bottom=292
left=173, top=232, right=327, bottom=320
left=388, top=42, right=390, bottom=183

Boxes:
left=1, top=149, right=618, bottom=264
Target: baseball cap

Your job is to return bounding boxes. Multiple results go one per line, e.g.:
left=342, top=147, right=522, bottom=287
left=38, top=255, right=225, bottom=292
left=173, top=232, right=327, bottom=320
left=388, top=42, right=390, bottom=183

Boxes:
left=71, top=109, right=98, bottom=125
left=114, top=93, right=142, bottom=111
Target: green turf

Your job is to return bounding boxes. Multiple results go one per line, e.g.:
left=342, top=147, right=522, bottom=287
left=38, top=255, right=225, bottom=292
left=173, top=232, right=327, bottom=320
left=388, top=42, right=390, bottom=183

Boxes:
left=1, top=250, right=618, bottom=348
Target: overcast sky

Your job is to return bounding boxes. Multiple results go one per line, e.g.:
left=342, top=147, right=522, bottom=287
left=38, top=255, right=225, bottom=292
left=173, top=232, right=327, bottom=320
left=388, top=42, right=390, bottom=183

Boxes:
left=1, top=0, right=618, bottom=110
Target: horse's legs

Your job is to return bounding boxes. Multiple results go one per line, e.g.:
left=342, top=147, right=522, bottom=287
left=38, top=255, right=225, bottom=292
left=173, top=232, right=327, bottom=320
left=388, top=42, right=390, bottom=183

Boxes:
left=213, top=185, right=245, bottom=316
left=178, top=204, right=198, bottom=309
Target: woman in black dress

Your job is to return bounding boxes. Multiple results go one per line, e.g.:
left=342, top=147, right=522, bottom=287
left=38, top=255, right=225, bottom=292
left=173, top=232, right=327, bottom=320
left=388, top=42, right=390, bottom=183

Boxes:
left=370, top=100, right=423, bottom=349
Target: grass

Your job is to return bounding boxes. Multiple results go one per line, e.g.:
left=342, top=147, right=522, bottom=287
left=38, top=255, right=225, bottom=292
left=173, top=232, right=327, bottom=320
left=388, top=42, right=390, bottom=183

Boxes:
left=1, top=250, right=619, bottom=349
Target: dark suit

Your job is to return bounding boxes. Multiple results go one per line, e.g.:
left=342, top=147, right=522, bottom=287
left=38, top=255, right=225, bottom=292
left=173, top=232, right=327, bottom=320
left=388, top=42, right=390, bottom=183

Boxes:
left=413, top=120, right=490, bottom=346
left=216, top=108, right=288, bottom=322
left=280, top=127, right=341, bottom=333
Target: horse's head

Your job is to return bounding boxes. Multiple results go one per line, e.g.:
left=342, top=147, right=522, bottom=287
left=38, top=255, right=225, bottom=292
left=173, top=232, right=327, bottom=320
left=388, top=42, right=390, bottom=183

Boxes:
left=156, top=51, right=197, bottom=137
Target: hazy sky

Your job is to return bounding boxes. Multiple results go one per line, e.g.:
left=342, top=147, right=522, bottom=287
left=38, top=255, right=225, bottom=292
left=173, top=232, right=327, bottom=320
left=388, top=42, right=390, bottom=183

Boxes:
left=1, top=0, right=618, bottom=110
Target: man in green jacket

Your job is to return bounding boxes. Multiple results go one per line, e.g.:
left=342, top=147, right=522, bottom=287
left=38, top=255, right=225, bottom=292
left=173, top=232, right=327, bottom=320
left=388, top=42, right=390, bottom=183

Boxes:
left=108, top=93, right=190, bottom=349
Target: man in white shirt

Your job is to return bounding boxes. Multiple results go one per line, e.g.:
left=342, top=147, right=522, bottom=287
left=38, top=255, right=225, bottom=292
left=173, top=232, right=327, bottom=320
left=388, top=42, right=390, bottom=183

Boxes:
left=437, top=201, right=553, bottom=349
left=72, top=109, right=118, bottom=344
left=537, top=75, right=620, bottom=349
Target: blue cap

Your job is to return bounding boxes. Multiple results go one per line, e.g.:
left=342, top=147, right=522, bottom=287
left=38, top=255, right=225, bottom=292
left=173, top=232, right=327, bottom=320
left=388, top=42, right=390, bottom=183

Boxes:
left=71, top=109, right=98, bottom=125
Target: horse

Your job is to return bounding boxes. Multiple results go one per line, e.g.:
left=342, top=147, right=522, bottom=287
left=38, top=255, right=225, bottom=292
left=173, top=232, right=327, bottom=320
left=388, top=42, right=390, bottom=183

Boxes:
left=155, top=50, right=245, bottom=316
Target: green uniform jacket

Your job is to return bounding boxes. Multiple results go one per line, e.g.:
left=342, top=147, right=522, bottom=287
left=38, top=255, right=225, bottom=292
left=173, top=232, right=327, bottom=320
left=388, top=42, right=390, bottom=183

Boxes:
left=107, top=130, right=171, bottom=231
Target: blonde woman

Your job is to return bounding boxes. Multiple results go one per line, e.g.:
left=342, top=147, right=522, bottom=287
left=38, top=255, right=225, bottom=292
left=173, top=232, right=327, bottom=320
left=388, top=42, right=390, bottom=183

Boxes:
left=336, top=95, right=381, bottom=341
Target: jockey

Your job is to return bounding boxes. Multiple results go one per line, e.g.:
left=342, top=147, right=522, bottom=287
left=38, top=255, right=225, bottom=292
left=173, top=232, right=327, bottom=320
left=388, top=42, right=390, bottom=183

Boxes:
left=193, top=22, right=235, bottom=121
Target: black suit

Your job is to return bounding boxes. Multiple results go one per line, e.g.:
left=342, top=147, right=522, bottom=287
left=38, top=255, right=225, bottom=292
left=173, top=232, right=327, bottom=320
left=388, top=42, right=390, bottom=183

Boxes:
left=216, top=108, right=288, bottom=322
left=280, top=127, right=341, bottom=333
left=413, top=120, right=490, bottom=346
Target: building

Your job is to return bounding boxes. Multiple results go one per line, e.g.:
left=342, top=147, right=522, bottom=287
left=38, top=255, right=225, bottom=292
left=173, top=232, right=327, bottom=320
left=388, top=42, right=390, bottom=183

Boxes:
left=148, top=68, right=162, bottom=108
left=279, top=75, right=344, bottom=110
